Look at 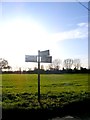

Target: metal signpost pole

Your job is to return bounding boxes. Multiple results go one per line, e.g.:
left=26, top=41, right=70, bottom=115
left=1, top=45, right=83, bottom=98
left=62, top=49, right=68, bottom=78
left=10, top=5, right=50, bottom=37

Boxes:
left=38, top=50, right=40, bottom=103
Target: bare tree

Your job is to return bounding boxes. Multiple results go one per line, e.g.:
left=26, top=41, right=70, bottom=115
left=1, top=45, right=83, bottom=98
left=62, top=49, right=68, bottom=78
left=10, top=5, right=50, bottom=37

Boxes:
left=34, top=66, right=38, bottom=70
left=0, top=58, right=9, bottom=72
left=28, top=68, right=31, bottom=71
left=53, top=59, right=61, bottom=70
left=73, top=59, right=81, bottom=70
left=41, top=65, right=44, bottom=70
left=64, top=59, right=73, bottom=69
left=48, top=63, right=53, bottom=70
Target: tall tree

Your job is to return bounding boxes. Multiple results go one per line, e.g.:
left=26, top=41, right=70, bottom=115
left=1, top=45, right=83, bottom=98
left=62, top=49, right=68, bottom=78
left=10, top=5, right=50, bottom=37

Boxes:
left=0, top=58, right=10, bottom=72
left=73, top=59, right=81, bottom=70
left=53, top=59, right=61, bottom=70
left=41, top=65, right=44, bottom=70
left=64, top=59, right=73, bottom=69
left=48, top=63, right=53, bottom=70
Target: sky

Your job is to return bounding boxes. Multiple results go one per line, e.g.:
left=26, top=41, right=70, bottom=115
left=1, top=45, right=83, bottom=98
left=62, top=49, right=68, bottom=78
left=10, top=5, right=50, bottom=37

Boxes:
left=0, top=2, right=88, bottom=70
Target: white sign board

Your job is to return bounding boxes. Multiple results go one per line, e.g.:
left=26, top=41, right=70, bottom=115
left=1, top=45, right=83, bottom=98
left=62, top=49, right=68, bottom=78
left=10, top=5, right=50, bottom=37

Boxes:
left=41, top=56, right=52, bottom=63
left=40, top=50, right=50, bottom=57
left=25, top=55, right=37, bottom=62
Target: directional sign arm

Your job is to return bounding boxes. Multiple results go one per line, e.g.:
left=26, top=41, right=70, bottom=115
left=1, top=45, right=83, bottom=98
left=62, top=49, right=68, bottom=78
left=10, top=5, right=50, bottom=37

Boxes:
left=25, top=55, right=37, bottom=62
left=40, top=50, right=50, bottom=57
left=41, top=56, right=52, bottom=63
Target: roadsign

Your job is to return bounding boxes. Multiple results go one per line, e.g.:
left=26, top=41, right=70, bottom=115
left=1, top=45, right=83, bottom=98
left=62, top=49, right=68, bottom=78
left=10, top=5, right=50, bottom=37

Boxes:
left=41, top=56, right=52, bottom=63
left=25, top=55, right=37, bottom=62
left=25, top=50, right=52, bottom=103
left=40, top=50, right=50, bottom=57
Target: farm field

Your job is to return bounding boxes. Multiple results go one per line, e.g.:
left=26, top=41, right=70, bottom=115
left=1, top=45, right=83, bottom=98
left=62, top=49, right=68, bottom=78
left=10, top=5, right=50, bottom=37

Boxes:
left=1, top=74, right=89, bottom=110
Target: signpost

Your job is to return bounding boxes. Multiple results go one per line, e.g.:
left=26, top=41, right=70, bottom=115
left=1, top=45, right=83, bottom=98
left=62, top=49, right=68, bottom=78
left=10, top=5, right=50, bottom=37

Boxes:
left=25, top=50, right=52, bottom=102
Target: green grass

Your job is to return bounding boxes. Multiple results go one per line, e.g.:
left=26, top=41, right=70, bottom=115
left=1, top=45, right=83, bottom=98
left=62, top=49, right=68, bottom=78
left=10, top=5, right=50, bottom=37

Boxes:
left=1, top=74, right=89, bottom=109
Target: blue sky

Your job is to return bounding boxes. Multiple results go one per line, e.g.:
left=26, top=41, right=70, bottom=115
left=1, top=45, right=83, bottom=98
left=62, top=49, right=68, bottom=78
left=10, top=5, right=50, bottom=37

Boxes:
left=0, top=2, right=88, bottom=69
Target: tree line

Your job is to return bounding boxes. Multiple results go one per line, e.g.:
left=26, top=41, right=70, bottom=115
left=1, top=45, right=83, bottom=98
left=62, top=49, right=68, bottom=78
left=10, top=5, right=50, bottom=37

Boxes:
left=0, top=58, right=89, bottom=74
left=48, top=58, right=81, bottom=70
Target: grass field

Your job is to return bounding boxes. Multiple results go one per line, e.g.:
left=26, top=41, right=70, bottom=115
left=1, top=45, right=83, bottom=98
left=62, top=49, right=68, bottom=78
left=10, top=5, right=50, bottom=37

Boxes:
left=1, top=74, right=89, bottom=110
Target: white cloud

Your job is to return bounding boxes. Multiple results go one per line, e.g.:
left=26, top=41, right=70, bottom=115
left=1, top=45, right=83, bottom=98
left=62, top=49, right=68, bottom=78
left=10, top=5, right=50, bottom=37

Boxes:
left=48, top=22, right=88, bottom=42
left=77, top=22, right=88, bottom=27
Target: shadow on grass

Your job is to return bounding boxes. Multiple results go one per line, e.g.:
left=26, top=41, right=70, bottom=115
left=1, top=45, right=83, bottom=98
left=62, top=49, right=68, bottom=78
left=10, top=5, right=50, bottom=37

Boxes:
left=2, top=98, right=90, bottom=120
